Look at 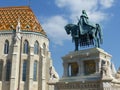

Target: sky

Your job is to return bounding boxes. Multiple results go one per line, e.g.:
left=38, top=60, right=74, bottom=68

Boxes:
left=0, top=0, right=120, bottom=77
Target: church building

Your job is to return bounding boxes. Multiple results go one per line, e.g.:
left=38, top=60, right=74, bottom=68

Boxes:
left=0, top=6, right=58, bottom=90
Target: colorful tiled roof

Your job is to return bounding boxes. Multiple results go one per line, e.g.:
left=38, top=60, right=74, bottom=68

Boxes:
left=0, top=6, right=46, bottom=35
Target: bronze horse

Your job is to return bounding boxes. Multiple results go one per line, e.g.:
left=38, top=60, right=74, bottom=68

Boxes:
left=64, top=23, right=103, bottom=51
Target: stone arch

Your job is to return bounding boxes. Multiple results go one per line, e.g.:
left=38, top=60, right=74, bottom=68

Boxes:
left=68, top=62, right=79, bottom=76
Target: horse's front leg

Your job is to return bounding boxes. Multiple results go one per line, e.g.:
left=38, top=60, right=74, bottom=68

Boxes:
left=74, top=37, right=79, bottom=51
left=97, top=37, right=100, bottom=48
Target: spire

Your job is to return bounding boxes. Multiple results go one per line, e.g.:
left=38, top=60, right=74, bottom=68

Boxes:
left=28, top=0, right=31, bottom=7
left=14, top=17, right=21, bottom=41
left=16, top=17, right=21, bottom=32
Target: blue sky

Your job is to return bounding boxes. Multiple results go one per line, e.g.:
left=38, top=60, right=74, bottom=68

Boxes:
left=0, top=0, right=120, bottom=77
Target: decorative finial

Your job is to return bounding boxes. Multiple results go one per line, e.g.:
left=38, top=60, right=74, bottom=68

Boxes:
left=16, top=17, right=21, bottom=32
left=10, top=25, right=14, bottom=30
left=28, top=0, right=31, bottom=7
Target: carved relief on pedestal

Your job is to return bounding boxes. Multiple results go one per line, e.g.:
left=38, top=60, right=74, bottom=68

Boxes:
left=84, top=60, right=96, bottom=75
left=101, top=60, right=112, bottom=79
left=49, top=66, right=59, bottom=81
left=56, top=82, right=100, bottom=89
left=115, top=67, right=120, bottom=79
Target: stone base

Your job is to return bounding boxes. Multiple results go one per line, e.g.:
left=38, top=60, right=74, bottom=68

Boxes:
left=101, top=77, right=113, bottom=81
left=53, top=48, right=120, bottom=90
left=55, top=81, right=101, bottom=90
left=48, top=79, right=59, bottom=85
left=60, top=73, right=101, bottom=82
left=54, top=80, right=120, bottom=90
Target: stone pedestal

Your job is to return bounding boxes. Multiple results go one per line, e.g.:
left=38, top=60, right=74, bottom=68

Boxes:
left=10, top=33, right=21, bottom=90
left=54, top=48, right=120, bottom=90
left=61, top=48, right=112, bottom=81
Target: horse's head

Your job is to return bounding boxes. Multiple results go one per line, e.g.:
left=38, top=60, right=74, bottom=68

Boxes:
left=64, top=24, right=73, bottom=35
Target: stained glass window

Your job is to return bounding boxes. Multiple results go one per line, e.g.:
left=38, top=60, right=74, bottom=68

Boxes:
left=23, top=40, right=29, bottom=54
left=0, top=60, right=3, bottom=81
left=22, top=60, right=27, bottom=81
left=4, top=40, right=9, bottom=54
left=34, top=41, right=39, bottom=54
left=33, top=61, right=37, bottom=81
left=6, top=60, right=11, bottom=81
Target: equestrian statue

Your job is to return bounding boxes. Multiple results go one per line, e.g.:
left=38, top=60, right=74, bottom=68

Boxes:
left=65, top=10, right=103, bottom=51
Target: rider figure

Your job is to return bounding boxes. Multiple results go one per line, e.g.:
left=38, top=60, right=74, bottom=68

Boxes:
left=78, top=10, right=95, bottom=32
left=80, top=10, right=89, bottom=25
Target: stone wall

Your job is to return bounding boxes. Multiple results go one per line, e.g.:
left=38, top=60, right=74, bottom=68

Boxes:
left=0, top=31, right=51, bottom=90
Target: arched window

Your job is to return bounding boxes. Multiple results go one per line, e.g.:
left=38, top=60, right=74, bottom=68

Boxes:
left=4, top=40, right=9, bottom=54
left=33, top=61, right=37, bottom=81
left=22, top=60, right=27, bottom=81
left=6, top=60, right=11, bottom=81
left=0, top=60, right=3, bottom=81
left=43, top=43, right=46, bottom=55
left=23, top=40, right=29, bottom=54
left=34, top=41, right=39, bottom=54
left=68, top=62, right=78, bottom=77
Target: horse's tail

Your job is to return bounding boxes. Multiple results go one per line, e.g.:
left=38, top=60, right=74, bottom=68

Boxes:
left=97, top=24, right=103, bottom=44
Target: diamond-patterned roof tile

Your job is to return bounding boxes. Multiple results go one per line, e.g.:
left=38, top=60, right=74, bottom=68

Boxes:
left=0, top=6, right=46, bottom=35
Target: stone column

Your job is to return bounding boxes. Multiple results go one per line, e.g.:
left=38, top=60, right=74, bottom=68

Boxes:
left=10, top=41, right=21, bottom=90
left=2, top=58, right=6, bottom=90
left=28, top=46, right=34, bottom=90
left=95, top=60, right=99, bottom=73
left=78, top=61, right=81, bottom=76
left=80, top=61, right=84, bottom=75
left=63, top=63, right=68, bottom=77
left=41, top=49, right=46, bottom=90
left=99, top=59, right=102, bottom=73
left=10, top=21, right=22, bottom=90
left=10, top=53, right=18, bottom=90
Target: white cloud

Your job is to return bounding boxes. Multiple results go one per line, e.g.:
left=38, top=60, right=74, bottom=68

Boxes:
left=55, top=0, right=114, bottom=22
left=55, top=0, right=98, bottom=12
left=100, top=0, right=114, bottom=8
left=42, top=16, right=70, bottom=45
left=42, top=0, right=114, bottom=46
left=70, top=11, right=107, bottom=24
left=88, top=11, right=107, bottom=23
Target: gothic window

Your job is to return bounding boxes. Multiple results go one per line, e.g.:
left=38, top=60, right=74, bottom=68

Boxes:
left=23, top=40, right=29, bottom=54
left=6, top=60, right=11, bottom=81
left=22, top=60, right=27, bottom=81
left=68, top=62, right=78, bottom=77
left=4, top=40, right=9, bottom=54
left=0, top=60, right=3, bottom=81
left=33, top=60, right=37, bottom=81
left=43, top=43, right=46, bottom=55
left=34, top=41, right=39, bottom=54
